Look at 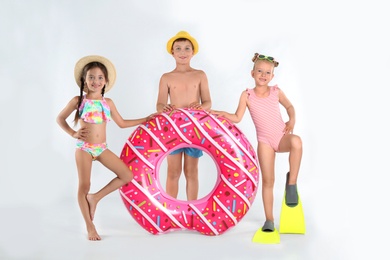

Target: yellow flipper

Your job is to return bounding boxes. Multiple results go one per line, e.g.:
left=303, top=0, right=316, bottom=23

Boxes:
left=279, top=192, right=306, bottom=234
left=252, top=227, right=280, bottom=244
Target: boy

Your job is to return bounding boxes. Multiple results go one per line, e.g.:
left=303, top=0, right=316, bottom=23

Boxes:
left=156, top=31, right=212, bottom=201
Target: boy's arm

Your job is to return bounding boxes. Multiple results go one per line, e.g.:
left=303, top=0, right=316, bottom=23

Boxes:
left=199, top=71, right=212, bottom=110
left=211, top=90, right=247, bottom=123
left=156, top=74, right=171, bottom=113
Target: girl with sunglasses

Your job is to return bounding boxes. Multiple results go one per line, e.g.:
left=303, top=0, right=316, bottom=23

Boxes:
left=211, top=53, right=303, bottom=234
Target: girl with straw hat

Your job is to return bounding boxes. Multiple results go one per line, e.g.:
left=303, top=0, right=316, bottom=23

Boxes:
left=57, top=55, right=154, bottom=240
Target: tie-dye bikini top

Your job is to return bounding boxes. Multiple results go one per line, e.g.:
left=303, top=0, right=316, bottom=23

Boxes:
left=79, top=95, right=111, bottom=124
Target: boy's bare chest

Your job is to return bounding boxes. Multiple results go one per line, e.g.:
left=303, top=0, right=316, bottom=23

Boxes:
left=169, top=83, right=199, bottom=91
left=168, top=75, right=200, bottom=93
left=168, top=82, right=201, bottom=104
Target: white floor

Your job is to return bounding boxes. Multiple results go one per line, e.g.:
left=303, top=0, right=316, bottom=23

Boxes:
left=1, top=185, right=383, bottom=260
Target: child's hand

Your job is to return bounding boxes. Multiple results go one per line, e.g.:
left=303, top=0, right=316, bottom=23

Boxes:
left=162, top=104, right=175, bottom=113
left=210, top=110, right=225, bottom=118
left=146, top=113, right=157, bottom=122
left=74, top=127, right=89, bottom=140
left=188, top=102, right=202, bottom=110
left=284, top=121, right=295, bottom=134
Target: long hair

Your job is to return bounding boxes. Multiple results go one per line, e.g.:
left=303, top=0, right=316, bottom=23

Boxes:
left=73, top=62, right=108, bottom=124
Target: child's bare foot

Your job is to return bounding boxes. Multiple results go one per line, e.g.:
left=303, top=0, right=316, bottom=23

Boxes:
left=87, top=225, right=101, bottom=241
left=86, top=194, right=97, bottom=221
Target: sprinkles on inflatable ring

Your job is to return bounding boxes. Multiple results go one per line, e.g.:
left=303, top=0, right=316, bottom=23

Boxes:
left=119, top=108, right=260, bottom=235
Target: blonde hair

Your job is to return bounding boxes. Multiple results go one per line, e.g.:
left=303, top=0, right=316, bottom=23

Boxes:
left=252, top=53, right=279, bottom=68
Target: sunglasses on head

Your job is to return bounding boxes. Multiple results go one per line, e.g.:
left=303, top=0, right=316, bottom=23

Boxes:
left=258, top=54, right=275, bottom=62
left=253, top=53, right=279, bottom=67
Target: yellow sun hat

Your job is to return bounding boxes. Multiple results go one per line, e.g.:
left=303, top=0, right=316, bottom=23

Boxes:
left=74, top=55, right=116, bottom=93
left=166, top=31, right=199, bottom=55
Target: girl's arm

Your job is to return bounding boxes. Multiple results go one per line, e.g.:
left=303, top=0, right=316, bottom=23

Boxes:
left=108, top=98, right=155, bottom=128
left=279, top=88, right=296, bottom=133
left=56, top=96, right=84, bottom=139
left=211, top=90, right=248, bottom=123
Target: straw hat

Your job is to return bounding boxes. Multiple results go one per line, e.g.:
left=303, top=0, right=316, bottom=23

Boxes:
left=74, top=55, right=116, bottom=93
left=166, top=31, right=199, bottom=55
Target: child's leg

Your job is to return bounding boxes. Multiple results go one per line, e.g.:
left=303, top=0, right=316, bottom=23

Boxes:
left=166, top=153, right=183, bottom=198
left=75, top=149, right=100, bottom=241
left=86, top=149, right=133, bottom=228
left=257, top=142, right=276, bottom=222
left=183, top=154, right=199, bottom=201
left=93, top=149, right=134, bottom=202
left=278, top=134, right=302, bottom=206
left=278, top=134, right=303, bottom=184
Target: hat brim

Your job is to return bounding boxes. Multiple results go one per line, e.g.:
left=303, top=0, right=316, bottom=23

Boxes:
left=166, top=31, right=199, bottom=55
left=74, top=55, right=116, bottom=93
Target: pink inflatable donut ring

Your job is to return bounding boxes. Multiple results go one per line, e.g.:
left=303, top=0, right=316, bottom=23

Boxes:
left=119, top=108, right=260, bottom=236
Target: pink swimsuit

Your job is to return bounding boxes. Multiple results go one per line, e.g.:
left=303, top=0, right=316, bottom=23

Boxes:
left=246, top=86, right=286, bottom=152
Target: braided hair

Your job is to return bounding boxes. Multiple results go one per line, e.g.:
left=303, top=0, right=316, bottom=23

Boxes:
left=73, top=62, right=108, bottom=124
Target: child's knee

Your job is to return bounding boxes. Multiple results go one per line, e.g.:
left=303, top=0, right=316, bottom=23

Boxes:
left=183, top=164, right=197, bottom=177
left=122, top=170, right=133, bottom=183
left=78, top=182, right=91, bottom=194
left=261, top=176, right=275, bottom=187
left=292, top=135, right=302, bottom=149
left=167, top=163, right=182, bottom=178
left=167, top=169, right=182, bottom=180
left=183, top=168, right=198, bottom=180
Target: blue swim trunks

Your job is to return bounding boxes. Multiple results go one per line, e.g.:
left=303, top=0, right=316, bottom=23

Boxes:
left=170, top=147, right=203, bottom=158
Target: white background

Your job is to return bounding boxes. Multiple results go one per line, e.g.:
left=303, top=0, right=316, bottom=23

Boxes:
left=1, top=0, right=389, bottom=259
